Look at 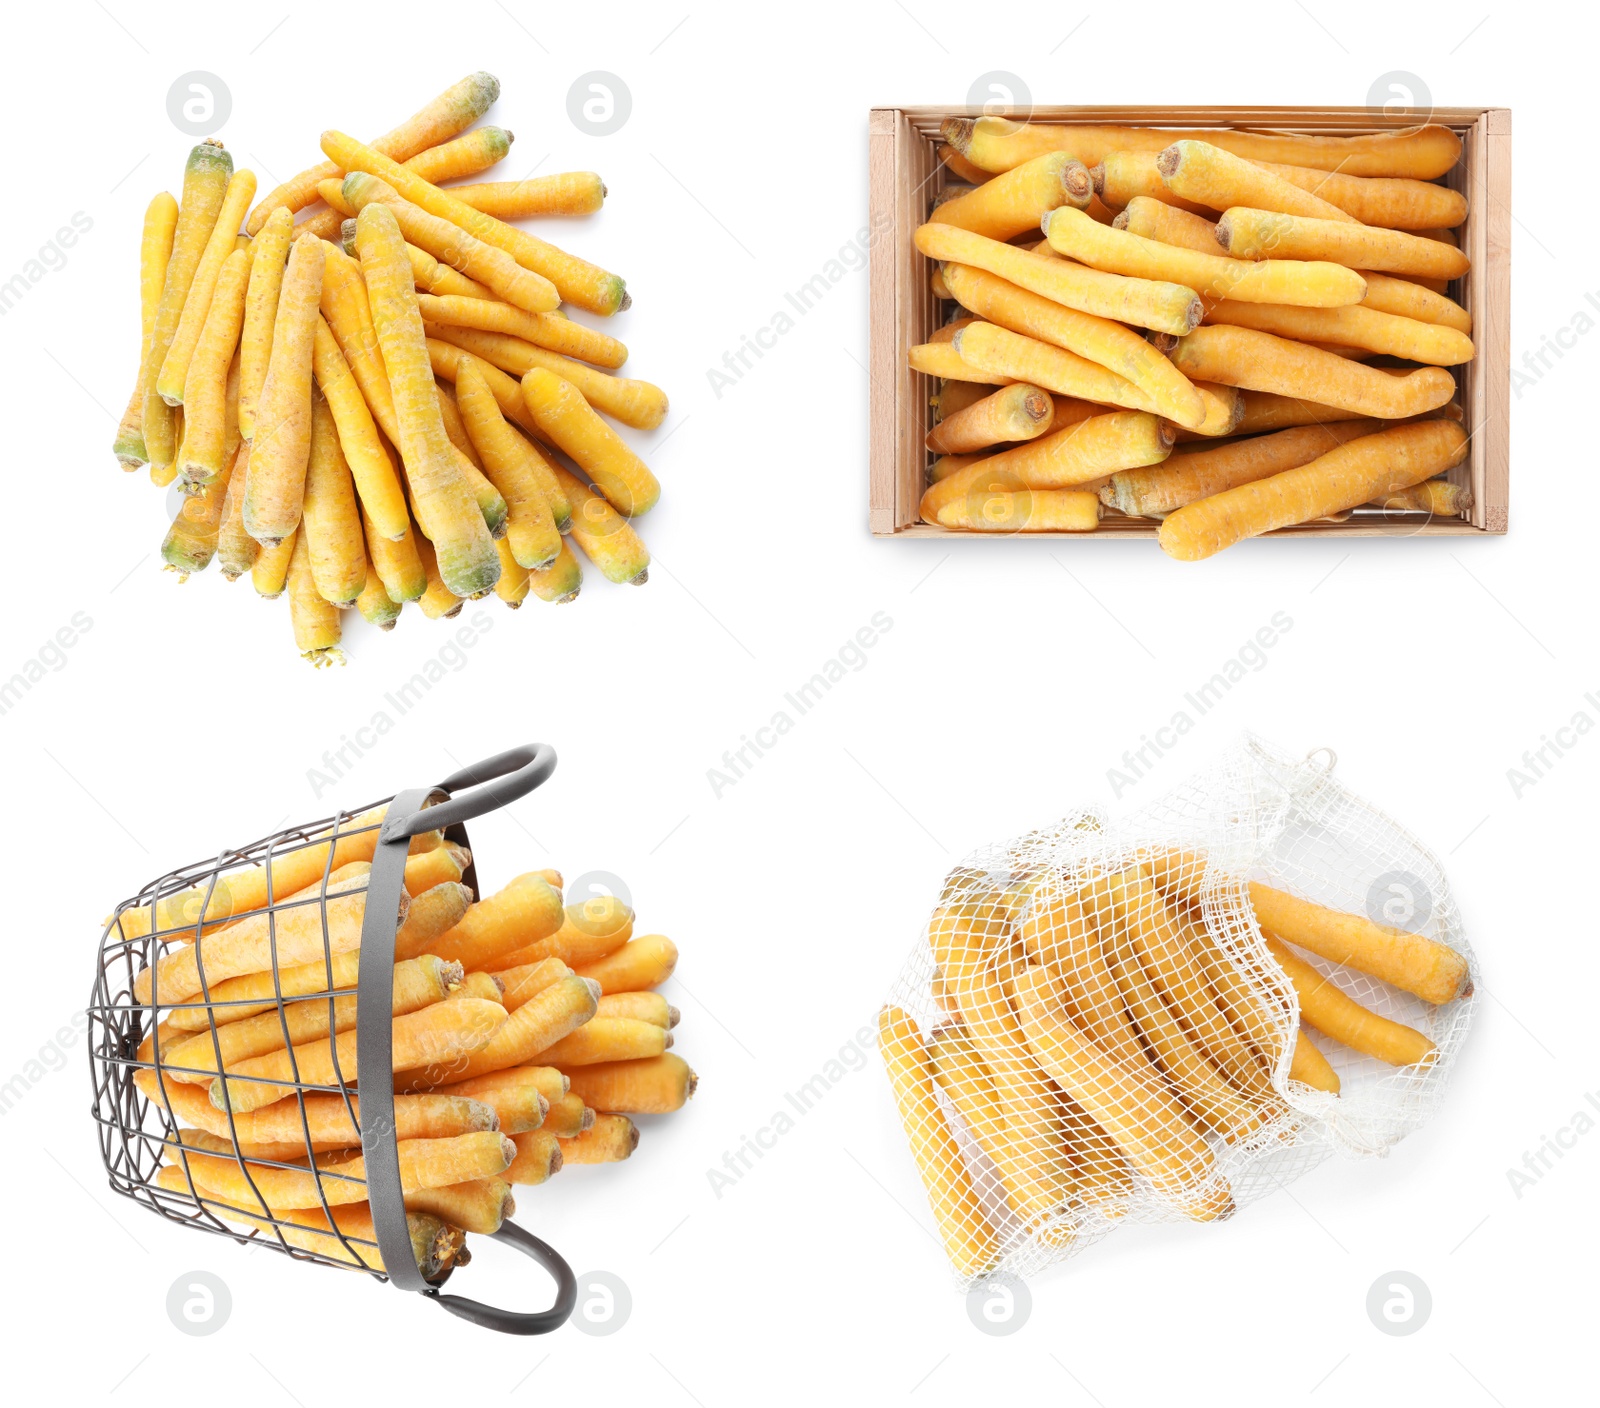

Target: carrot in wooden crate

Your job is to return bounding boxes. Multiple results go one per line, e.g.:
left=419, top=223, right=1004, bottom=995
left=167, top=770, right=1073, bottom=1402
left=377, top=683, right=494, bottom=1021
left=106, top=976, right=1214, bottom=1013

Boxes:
left=1167, top=325, right=1458, bottom=419
left=1092, top=152, right=1216, bottom=216
left=1217, top=207, right=1472, bottom=281
left=943, top=115, right=1462, bottom=180
left=1203, top=299, right=1474, bottom=366
left=1042, top=207, right=1366, bottom=308
left=916, top=221, right=1204, bottom=336
left=1369, top=479, right=1471, bottom=516
left=1251, top=162, right=1466, bottom=230
left=1358, top=272, right=1471, bottom=333
left=934, top=486, right=1101, bottom=533
left=448, top=171, right=607, bottom=220
left=926, top=382, right=1053, bottom=455
left=1159, top=419, right=1468, bottom=560
left=1115, top=197, right=1226, bottom=254
left=113, top=192, right=179, bottom=468
left=1157, top=141, right=1355, bottom=224
left=928, top=151, right=1093, bottom=241
left=247, top=71, right=501, bottom=234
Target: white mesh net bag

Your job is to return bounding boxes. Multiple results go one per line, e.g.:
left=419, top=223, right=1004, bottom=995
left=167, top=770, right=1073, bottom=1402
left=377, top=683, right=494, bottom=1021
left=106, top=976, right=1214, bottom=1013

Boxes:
left=880, top=735, right=1477, bottom=1284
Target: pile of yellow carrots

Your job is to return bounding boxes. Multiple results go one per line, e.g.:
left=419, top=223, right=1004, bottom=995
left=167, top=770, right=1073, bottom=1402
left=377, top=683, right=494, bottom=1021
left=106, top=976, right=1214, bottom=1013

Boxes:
left=114, top=73, right=666, bottom=663
left=882, top=846, right=1471, bottom=1275
left=914, top=117, right=1475, bottom=557
left=119, top=808, right=693, bottom=1282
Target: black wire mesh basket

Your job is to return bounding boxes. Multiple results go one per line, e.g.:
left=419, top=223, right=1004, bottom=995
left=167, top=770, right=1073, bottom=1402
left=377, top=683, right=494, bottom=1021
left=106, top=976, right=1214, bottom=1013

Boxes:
left=89, top=743, right=577, bottom=1334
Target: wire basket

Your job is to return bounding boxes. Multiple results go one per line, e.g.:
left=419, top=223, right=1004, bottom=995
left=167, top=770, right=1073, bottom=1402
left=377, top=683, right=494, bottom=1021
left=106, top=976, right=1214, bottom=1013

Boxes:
left=89, top=743, right=577, bottom=1334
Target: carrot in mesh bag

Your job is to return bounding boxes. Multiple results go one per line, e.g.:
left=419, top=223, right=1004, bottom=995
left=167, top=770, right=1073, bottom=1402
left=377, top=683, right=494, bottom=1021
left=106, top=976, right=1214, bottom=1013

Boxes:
left=1263, top=938, right=1437, bottom=1069
left=928, top=893, right=1075, bottom=1234
left=879, top=1005, right=999, bottom=1277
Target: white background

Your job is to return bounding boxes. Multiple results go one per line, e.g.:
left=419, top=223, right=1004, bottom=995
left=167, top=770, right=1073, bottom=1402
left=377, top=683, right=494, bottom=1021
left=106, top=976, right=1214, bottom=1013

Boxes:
left=0, top=2, right=1590, bottom=1403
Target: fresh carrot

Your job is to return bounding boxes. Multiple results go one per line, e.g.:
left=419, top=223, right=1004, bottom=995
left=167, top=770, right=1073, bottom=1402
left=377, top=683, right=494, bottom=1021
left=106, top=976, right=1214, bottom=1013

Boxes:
left=1204, top=299, right=1474, bottom=366
left=537, top=1017, right=668, bottom=1067
left=394, top=881, right=474, bottom=961
left=284, top=520, right=342, bottom=664
left=934, top=486, right=1100, bottom=532
left=415, top=536, right=463, bottom=619
left=563, top=1053, right=696, bottom=1114
left=1249, top=882, right=1470, bottom=1004
left=143, top=141, right=234, bottom=477
left=939, top=262, right=1204, bottom=425
left=491, top=538, right=530, bottom=607
left=1167, top=325, right=1458, bottom=419
left=437, top=1065, right=568, bottom=1107
left=243, top=232, right=324, bottom=544
left=929, top=152, right=1093, bottom=241
left=916, top=221, right=1203, bottom=335
left=1159, top=419, right=1468, bottom=559
left=572, top=934, right=677, bottom=993
left=1252, top=162, right=1467, bottom=230
left=559, top=1114, right=638, bottom=1164
left=403, top=126, right=514, bottom=185
left=1288, top=1029, right=1341, bottom=1093
left=246, top=72, right=501, bottom=234
left=1092, top=152, right=1216, bottom=216
left=488, top=960, right=571, bottom=1011
left=549, top=463, right=650, bottom=586
left=416, top=294, right=627, bottom=370
left=321, top=129, right=628, bottom=315
left=596, top=991, right=678, bottom=1028
left=1217, top=207, right=1471, bottom=280
left=454, top=361, right=563, bottom=566
left=943, top=115, right=1462, bottom=180
left=164, top=437, right=245, bottom=578
left=342, top=171, right=559, bottom=315
left=310, top=317, right=409, bottom=541
left=427, top=873, right=565, bottom=971
left=402, top=843, right=468, bottom=897
left=1115, top=197, right=1226, bottom=254
left=506, top=1130, right=563, bottom=1185
left=925, top=383, right=1053, bottom=454
left=1157, top=141, right=1354, bottom=223
left=356, top=202, right=499, bottom=598
left=215, top=442, right=260, bottom=579
left=300, top=391, right=367, bottom=605
left=251, top=528, right=295, bottom=595
left=448, top=172, right=608, bottom=220
left=1358, top=272, right=1472, bottom=334
left=236, top=206, right=293, bottom=442
left=403, top=975, right=599, bottom=1089
left=364, top=506, right=427, bottom=604
left=526, top=538, right=584, bottom=605
left=157, top=168, right=258, bottom=405
left=1263, top=937, right=1437, bottom=1068
left=923, top=409, right=1170, bottom=522
left=113, top=191, right=180, bottom=468
left=1043, top=207, right=1366, bottom=308
left=407, top=241, right=494, bottom=299
left=405, top=1177, right=515, bottom=1235
left=1369, top=478, right=1472, bottom=516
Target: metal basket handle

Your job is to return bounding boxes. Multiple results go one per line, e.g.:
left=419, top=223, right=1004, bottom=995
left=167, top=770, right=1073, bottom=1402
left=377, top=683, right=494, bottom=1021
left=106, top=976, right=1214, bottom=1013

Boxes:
left=356, top=743, right=573, bottom=1332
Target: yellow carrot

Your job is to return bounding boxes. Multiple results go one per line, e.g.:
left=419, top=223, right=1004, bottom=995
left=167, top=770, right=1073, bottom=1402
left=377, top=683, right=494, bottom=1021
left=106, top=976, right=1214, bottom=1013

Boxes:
left=1092, top=151, right=1216, bottom=216
left=356, top=202, right=499, bottom=598
left=1289, top=1029, right=1340, bottom=1093
left=404, top=975, right=599, bottom=1089
left=559, top=1114, right=637, bottom=1165
left=1159, top=419, right=1468, bottom=559
left=251, top=529, right=295, bottom=598
left=113, top=191, right=180, bottom=467
left=454, top=361, right=563, bottom=566
left=563, top=1053, right=695, bottom=1115
left=1204, top=299, right=1473, bottom=366
left=526, top=538, right=584, bottom=605
left=1264, top=938, right=1437, bottom=1068
left=320, top=129, right=628, bottom=315
left=427, top=873, right=565, bottom=971
left=236, top=206, right=293, bottom=442
left=309, top=318, right=409, bottom=541
left=934, top=267, right=1203, bottom=425
left=1157, top=141, right=1354, bottom=223
left=144, top=142, right=234, bottom=476
left=244, top=233, right=324, bottom=544
left=548, top=462, right=650, bottom=586
left=342, top=171, right=559, bottom=316
left=572, top=934, right=676, bottom=993
left=415, top=535, right=463, bottom=620
left=433, top=383, right=510, bottom=537
left=407, top=241, right=494, bottom=299
left=929, top=151, right=1093, bottom=241
left=1043, top=206, right=1366, bottom=308
left=1167, top=325, right=1458, bottom=419
left=416, top=294, right=627, bottom=370
left=216, top=442, right=259, bottom=579
left=448, top=172, right=607, bottom=220
left=301, top=391, right=367, bottom=605
left=934, top=486, right=1100, bottom=532
left=1115, top=197, right=1226, bottom=254
left=1253, top=162, right=1466, bottom=230
left=404, top=126, right=513, bottom=184
left=246, top=72, right=501, bottom=234
left=537, top=1017, right=668, bottom=1067
left=364, top=506, right=427, bottom=603
left=157, top=168, right=258, bottom=404
left=520, top=367, right=660, bottom=519
left=916, top=221, right=1202, bottom=335
left=173, top=252, right=250, bottom=487
left=1359, top=272, right=1472, bottom=334
left=1370, top=478, right=1472, bottom=516
left=163, top=433, right=242, bottom=578
left=1217, top=207, right=1471, bottom=280
left=944, top=115, right=1463, bottom=180
left=925, top=382, right=1053, bottom=454
left=286, top=529, right=344, bottom=665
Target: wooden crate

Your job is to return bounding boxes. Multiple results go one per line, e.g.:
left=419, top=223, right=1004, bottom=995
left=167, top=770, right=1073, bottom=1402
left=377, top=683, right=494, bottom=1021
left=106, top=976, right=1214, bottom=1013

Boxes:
left=868, top=106, right=1511, bottom=539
